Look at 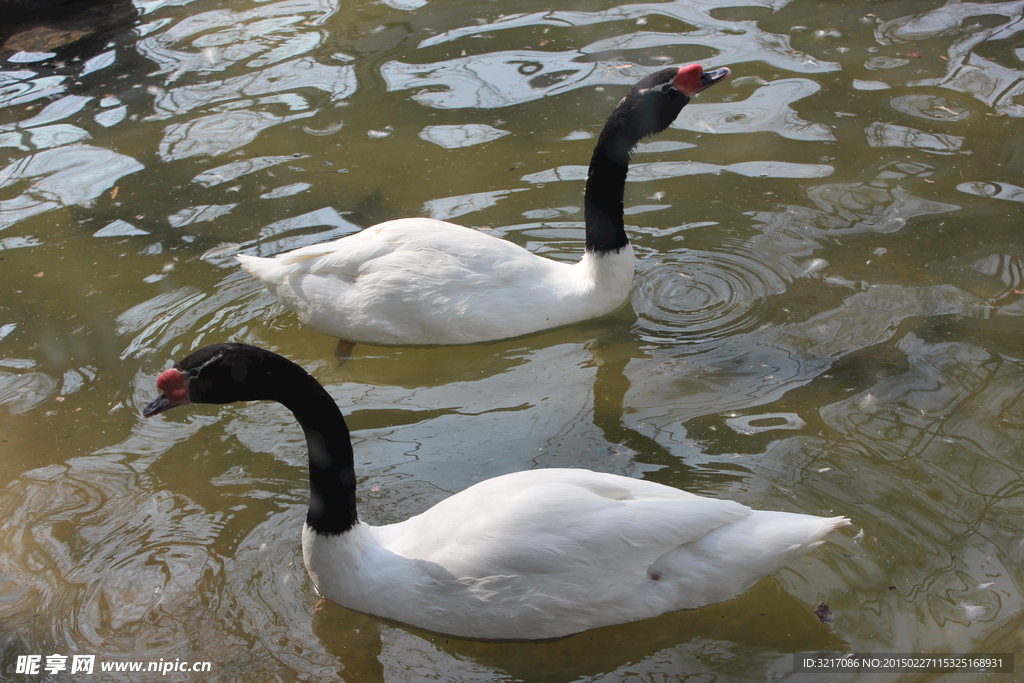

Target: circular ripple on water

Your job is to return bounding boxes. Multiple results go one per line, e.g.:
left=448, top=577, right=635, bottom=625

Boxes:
left=632, top=250, right=790, bottom=345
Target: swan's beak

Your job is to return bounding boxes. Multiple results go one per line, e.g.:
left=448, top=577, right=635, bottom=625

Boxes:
left=143, top=394, right=173, bottom=417
left=142, top=392, right=190, bottom=417
left=693, top=67, right=731, bottom=95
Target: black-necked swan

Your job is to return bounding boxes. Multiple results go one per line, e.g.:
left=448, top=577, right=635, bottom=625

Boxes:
left=237, top=64, right=732, bottom=346
left=143, top=342, right=849, bottom=640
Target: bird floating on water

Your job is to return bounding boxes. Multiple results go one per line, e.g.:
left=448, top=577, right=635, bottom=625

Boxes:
left=238, top=64, right=732, bottom=347
left=144, top=342, right=849, bottom=639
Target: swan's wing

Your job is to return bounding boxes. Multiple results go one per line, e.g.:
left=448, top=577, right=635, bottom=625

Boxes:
left=273, top=235, right=395, bottom=275
left=269, top=218, right=534, bottom=280
left=382, top=469, right=752, bottom=577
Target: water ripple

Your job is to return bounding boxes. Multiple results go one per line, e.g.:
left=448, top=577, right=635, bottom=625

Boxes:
left=116, top=271, right=265, bottom=360
left=629, top=283, right=981, bottom=425
left=816, top=334, right=1024, bottom=636
left=419, top=124, right=510, bottom=149
left=876, top=0, right=1024, bottom=45
left=382, top=51, right=606, bottom=109
left=957, top=181, right=1024, bottom=203
left=879, top=0, right=1024, bottom=116
left=191, top=154, right=301, bottom=187
left=149, top=58, right=355, bottom=119
left=384, top=44, right=835, bottom=111
left=0, top=456, right=223, bottom=659
left=0, top=70, right=66, bottom=107
left=424, top=189, right=525, bottom=222
left=725, top=412, right=806, bottom=434
left=418, top=2, right=837, bottom=74
left=522, top=160, right=832, bottom=184
left=158, top=109, right=315, bottom=161
left=890, top=94, right=969, bottom=121
left=135, top=0, right=339, bottom=76
left=0, top=94, right=91, bottom=130
left=222, top=509, right=344, bottom=678
left=865, top=122, right=964, bottom=154
left=675, top=78, right=834, bottom=140
left=807, top=164, right=960, bottom=234
left=0, top=145, right=144, bottom=230
left=0, top=370, right=56, bottom=413
left=633, top=249, right=789, bottom=344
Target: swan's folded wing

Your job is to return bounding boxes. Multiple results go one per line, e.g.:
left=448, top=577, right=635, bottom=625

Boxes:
left=391, top=479, right=753, bottom=578
left=270, top=220, right=524, bottom=279
left=275, top=238, right=396, bottom=276
left=512, top=493, right=754, bottom=576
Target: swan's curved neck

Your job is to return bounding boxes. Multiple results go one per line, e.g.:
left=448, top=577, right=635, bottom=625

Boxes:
left=584, top=149, right=630, bottom=254
left=583, top=101, right=652, bottom=255
left=273, top=364, right=358, bottom=536
left=583, top=86, right=693, bottom=255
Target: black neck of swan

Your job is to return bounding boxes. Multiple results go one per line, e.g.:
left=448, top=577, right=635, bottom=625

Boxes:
left=584, top=146, right=631, bottom=254
left=246, top=353, right=358, bottom=536
left=584, top=82, right=692, bottom=255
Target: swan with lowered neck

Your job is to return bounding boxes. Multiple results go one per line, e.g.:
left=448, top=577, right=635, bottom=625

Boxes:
left=144, top=342, right=849, bottom=640
left=237, top=64, right=731, bottom=346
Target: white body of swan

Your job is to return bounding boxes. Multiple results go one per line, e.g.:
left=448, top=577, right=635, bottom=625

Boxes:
left=237, top=64, right=732, bottom=346
left=237, top=219, right=634, bottom=345
left=303, top=467, right=848, bottom=640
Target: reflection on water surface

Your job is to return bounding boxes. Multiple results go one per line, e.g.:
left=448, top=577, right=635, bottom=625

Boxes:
left=1, top=0, right=1023, bottom=680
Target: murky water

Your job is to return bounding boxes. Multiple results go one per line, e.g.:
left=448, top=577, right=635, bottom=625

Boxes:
left=1, top=0, right=1023, bottom=680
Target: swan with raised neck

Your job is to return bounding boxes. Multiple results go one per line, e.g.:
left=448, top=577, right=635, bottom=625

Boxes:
left=237, top=64, right=732, bottom=346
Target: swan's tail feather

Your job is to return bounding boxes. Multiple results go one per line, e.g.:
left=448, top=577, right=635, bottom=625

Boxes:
left=237, top=254, right=290, bottom=288
left=237, top=254, right=268, bottom=279
left=651, top=512, right=850, bottom=610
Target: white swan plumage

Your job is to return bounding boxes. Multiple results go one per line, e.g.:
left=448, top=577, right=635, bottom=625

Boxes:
left=239, top=218, right=634, bottom=345
left=237, top=64, right=732, bottom=346
left=144, top=343, right=849, bottom=640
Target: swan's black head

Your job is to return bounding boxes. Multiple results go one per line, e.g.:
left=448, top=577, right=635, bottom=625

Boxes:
left=599, top=64, right=730, bottom=163
left=625, top=64, right=730, bottom=137
left=142, top=342, right=357, bottom=536
left=143, top=342, right=290, bottom=417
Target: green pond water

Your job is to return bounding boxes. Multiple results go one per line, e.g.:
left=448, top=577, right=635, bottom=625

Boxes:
left=1, top=0, right=1023, bottom=680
